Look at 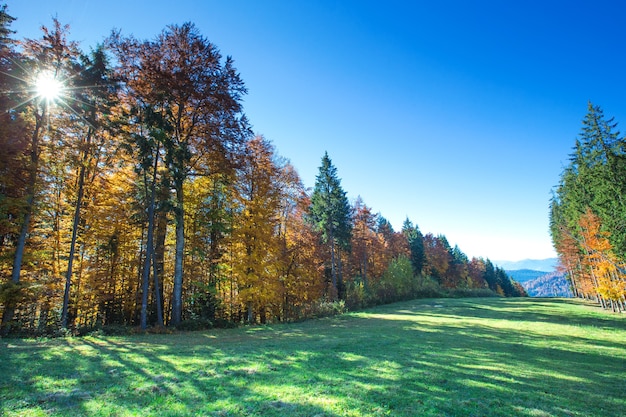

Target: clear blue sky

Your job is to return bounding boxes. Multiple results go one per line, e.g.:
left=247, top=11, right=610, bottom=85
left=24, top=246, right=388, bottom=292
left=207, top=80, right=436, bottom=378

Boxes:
left=8, top=0, right=626, bottom=261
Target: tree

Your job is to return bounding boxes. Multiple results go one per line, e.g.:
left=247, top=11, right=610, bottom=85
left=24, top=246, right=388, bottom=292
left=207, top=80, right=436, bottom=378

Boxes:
left=1, top=18, right=80, bottom=334
left=110, top=23, right=249, bottom=326
left=467, top=258, right=488, bottom=289
left=0, top=3, right=21, bottom=335
left=276, top=190, right=325, bottom=320
left=231, top=136, right=283, bottom=323
left=578, top=208, right=625, bottom=311
left=350, top=196, right=377, bottom=287
left=309, top=152, right=352, bottom=299
left=60, top=46, right=117, bottom=329
left=446, top=245, right=469, bottom=288
left=550, top=103, right=626, bottom=310
left=423, top=234, right=450, bottom=282
left=402, top=218, right=425, bottom=276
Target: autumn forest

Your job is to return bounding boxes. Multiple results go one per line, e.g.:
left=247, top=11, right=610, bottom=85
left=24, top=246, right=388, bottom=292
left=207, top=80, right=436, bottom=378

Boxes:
left=2, top=8, right=533, bottom=336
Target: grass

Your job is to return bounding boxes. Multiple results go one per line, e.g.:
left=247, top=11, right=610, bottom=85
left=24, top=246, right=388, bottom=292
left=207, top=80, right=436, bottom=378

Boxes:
left=1, top=297, right=625, bottom=416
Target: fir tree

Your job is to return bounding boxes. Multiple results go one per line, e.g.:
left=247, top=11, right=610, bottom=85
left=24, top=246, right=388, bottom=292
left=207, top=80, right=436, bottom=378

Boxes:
left=310, top=152, right=352, bottom=299
left=402, top=218, right=425, bottom=276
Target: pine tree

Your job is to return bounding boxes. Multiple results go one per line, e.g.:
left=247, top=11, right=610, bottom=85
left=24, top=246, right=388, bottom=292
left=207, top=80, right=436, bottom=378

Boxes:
left=402, top=218, right=425, bottom=276
left=309, top=152, right=352, bottom=299
left=550, top=103, right=626, bottom=309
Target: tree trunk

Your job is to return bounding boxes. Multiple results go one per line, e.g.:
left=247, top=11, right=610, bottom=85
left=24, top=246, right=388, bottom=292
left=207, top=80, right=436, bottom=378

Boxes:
left=330, top=231, right=337, bottom=300
left=247, top=301, right=254, bottom=323
left=154, top=196, right=168, bottom=324
left=61, top=129, right=92, bottom=329
left=151, top=244, right=164, bottom=327
left=171, top=181, right=185, bottom=326
left=140, top=158, right=158, bottom=330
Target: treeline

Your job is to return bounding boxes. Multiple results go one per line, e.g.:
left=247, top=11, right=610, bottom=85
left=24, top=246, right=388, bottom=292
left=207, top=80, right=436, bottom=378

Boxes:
left=0, top=9, right=524, bottom=335
left=550, top=103, right=626, bottom=312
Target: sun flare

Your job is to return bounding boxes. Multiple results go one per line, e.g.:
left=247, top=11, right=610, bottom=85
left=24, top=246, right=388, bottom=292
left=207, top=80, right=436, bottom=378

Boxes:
left=35, top=71, right=63, bottom=102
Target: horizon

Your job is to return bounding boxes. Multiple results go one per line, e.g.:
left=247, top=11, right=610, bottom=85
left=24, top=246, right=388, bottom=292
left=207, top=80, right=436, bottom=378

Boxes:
left=7, top=0, right=626, bottom=262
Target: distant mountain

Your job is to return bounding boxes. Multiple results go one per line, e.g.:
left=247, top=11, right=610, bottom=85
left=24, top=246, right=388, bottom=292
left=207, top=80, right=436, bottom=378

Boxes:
left=496, top=258, right=558, bottom=272
left=521, top=271, right=573, bottom=298
left=506, top=269, right=547, bottom=283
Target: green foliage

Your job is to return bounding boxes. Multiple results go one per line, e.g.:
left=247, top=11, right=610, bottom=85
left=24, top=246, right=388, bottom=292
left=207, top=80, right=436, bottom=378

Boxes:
left=345, top=280, right=369, bottom=310
left=176, top=318, right=213, bottom=331
left=411, top=274, right=446, bottom=298
left=402, top=218, right=425, bottom=275
left=375, top=255, right=415, bottom=302
left=550, top=103, right=626, bottom=308
left=309, top=152, right=353, bottom=250
left=345, top=256, right=447, bottom=310
left=309, top=152, right=352, bottom=298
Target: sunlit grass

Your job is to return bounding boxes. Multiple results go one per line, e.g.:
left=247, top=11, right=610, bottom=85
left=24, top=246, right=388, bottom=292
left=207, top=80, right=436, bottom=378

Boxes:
left=1, top=297, right=625, bottom=416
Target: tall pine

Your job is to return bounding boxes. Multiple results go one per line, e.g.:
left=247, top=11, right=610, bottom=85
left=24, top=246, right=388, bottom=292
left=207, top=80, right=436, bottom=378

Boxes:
left=310, top=152, right=352, bottom=299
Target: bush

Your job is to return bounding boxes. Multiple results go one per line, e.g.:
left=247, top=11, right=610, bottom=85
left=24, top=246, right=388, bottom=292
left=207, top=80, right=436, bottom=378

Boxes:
left=411, top=275, right=445, bottom=298
left=99, top=324, right=135, bottom=336
left=310, top=299, right=346, bottom=318
left=176, top=318, right=213, bottom=331
left=345, top=280, right=372, bottom=310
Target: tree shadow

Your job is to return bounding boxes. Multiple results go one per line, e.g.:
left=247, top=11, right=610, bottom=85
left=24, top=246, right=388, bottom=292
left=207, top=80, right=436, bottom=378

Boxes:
left=1, top=297, right=624, bottom=416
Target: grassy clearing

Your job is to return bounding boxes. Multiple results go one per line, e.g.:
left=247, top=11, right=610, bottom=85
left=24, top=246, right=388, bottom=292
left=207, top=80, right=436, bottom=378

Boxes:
left=1, top=297, right=625, bottom=416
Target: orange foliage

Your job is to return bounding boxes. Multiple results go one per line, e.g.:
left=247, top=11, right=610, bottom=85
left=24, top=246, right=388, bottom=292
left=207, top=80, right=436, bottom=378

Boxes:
left=578, top=208, right=626, bottom=305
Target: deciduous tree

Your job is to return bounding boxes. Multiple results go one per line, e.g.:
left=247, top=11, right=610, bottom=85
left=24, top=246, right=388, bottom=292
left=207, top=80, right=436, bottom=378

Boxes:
left=109, top=23, right=249, bottom=326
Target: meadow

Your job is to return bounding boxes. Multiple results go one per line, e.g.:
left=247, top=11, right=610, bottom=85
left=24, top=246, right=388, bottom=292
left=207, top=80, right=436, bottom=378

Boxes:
left=1, top=297, right=625, bottom=416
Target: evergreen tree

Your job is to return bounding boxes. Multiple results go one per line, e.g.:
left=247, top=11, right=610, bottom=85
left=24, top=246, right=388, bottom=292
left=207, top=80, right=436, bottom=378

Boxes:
left=550, top=103, right=626, bottom=310
left=402, top=218, right=424, bottom=276
left=0, top=4, right=15, bottom=47
left=309, top=152, right=352, bottom=299
left=483, top=259, right=497, bottom=292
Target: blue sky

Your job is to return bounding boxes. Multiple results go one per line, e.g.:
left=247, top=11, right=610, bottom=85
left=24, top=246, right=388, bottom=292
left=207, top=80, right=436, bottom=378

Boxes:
left=7, top=0, right=626, bottom=261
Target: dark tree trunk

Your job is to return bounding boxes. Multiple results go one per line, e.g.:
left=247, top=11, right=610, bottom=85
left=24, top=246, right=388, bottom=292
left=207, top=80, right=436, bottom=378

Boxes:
left=171, top=181, right=185, bottom=326
left=61, top=128, right=92, bottom=329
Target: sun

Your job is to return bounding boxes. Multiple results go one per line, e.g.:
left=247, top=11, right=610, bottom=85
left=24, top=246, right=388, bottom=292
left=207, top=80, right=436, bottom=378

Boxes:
left=35, top=70, right=63, bottom=102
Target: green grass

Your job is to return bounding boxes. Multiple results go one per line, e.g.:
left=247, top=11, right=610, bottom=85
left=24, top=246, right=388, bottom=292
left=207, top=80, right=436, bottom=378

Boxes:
left=1, top=297, right=625, bottom=416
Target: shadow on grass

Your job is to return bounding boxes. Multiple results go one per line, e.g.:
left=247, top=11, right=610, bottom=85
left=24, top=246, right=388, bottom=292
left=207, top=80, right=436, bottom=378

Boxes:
left=1, top=297, right=625, bottom=416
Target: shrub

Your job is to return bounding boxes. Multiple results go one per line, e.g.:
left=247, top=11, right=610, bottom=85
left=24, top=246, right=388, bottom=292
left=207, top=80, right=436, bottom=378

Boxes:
left=412, top=275, right=445, bottom=298
left=310, top=299, right=346, bottom=318
left=345, top=280, right=372, bottom=310
left=99, top=325, right=134, bottom=336
left=176, top=318, right=213, bottom=331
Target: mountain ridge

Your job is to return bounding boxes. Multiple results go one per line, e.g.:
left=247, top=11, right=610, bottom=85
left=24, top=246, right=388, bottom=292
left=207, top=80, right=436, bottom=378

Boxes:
left=521, top=271, right=572, bottom=298
left=495, top=258, right=558, bottom=272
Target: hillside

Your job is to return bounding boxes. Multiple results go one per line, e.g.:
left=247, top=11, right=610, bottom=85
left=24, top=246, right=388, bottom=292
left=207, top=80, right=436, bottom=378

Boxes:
left=522, top=271, right=573, bottom=297
left=505, top=269, right=547, bottom=283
